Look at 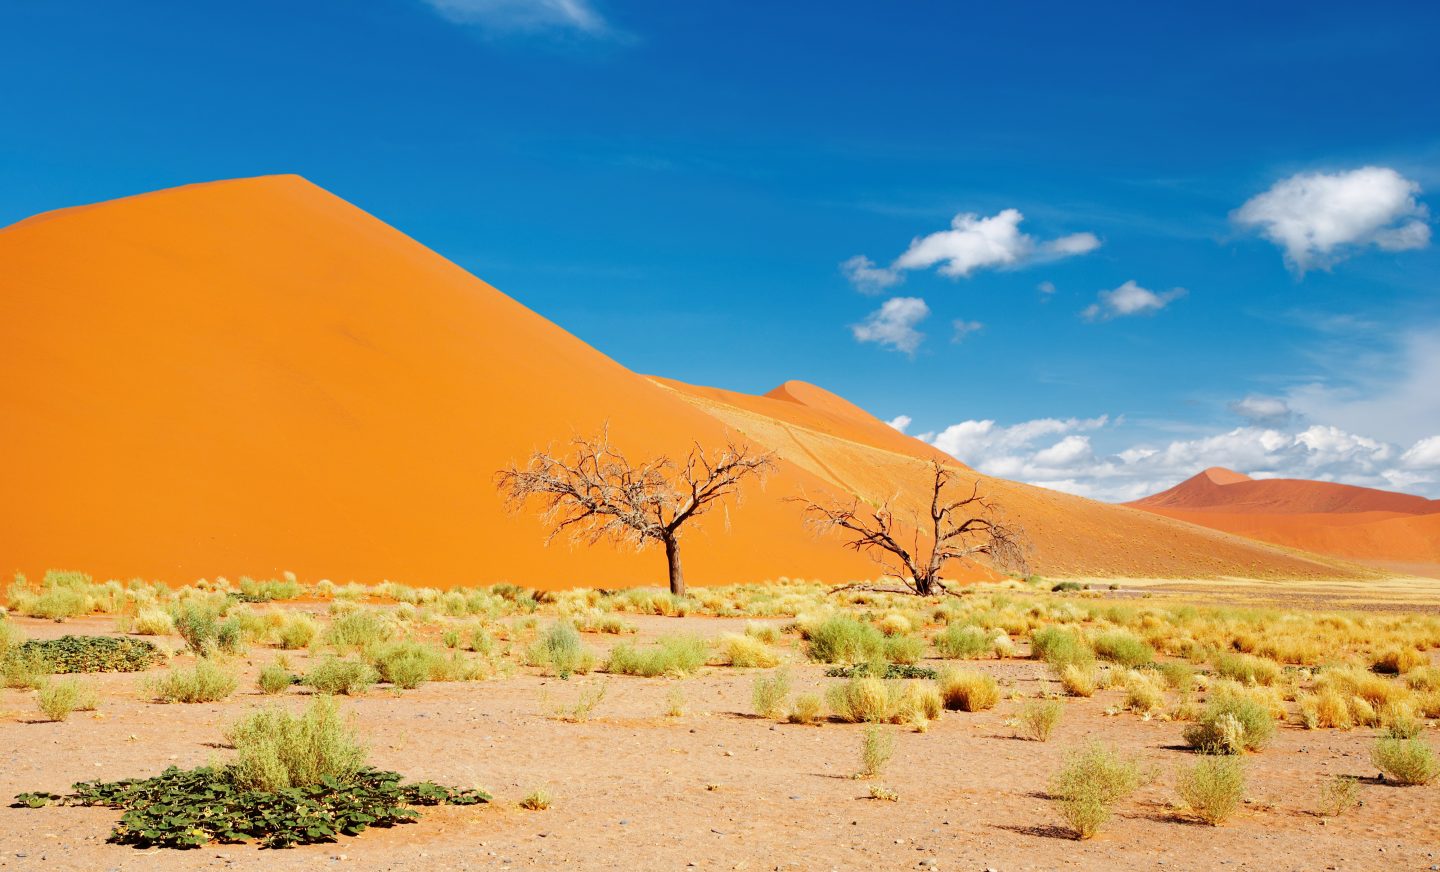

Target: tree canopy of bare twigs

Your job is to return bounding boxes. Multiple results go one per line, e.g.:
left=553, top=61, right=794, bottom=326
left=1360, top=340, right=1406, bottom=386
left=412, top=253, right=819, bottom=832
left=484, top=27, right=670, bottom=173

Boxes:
left=495, top=428, right=775, bottom=596
left=796, top=460, right=1029, bottom=596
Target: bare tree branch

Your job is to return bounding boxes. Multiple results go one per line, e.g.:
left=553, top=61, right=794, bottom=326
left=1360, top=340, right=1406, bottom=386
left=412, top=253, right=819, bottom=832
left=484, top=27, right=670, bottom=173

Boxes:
left=795, top=460, right=1030, bottom=596
left=496, top=426, right=775, bottom=596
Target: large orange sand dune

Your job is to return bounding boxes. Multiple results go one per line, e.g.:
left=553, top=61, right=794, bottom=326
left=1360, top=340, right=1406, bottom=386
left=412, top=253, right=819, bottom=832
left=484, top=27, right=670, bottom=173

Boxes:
left=0, top=176, right=1380, bottom=587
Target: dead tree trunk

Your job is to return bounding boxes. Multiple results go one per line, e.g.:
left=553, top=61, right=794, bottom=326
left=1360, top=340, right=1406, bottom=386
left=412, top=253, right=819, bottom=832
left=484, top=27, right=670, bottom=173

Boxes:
left=663, top=534, right=685, bottom=597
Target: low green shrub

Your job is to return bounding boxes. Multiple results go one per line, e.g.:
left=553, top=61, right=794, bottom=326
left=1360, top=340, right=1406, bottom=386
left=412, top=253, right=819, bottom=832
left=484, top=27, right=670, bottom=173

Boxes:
left=13, top=766, right=487, bottom=849
left=1372, top=737, right=1440, bottom=785
left=933, top=624, right=990, bottom=659
left=0, top=618, right=20, bottom=655
left=6, top=571, right=100, bottom=621
left=605, top=635, right=708, bottom=678
left=13, top=636, right=160, bottom=673
left=370, top=640, right=447, bottom=689
left=541, top=681, right=608, bottom=723
left=882, top=635, right=925, bottom=665
left=1316, top=775, right=1360, bottom=817
left=145, top=660, right=239, bottom=703
left=225, top=697, right=365, bottom=791
left=1177, top=757, right=1245, bottom=825
left=237, top=576, right=304, bottom=603
left=1092, top=631, right=1154, bottom=668
left=258, top=663, right=299, bottom=695
left=806, top=616, right=885, bottom=664
left=215, top=618, right=247, bottom=656
left=752, top=669, right=791, bottom=718
left=1050, top=742, right=1143, bottom=839
left=1156, top=661, right=1197, bottom=693
left=1183, top=695, right=1275, bottom=754
left=303, top=658, right=379, bottom=696
left=174, top=603, right=224, bottom=656
left=1019, top=699, right=1063, bottom=741
left=322, top=610, right=396, bottom=653
left=744, top=621, right=781, bottom=644
left=825, top=663, right=937, bottom=680
left=275, top=614, right=319, bottom=650
left=1213, top=652, right=1281, bottom=686
left=1, top=647, right=52, bottom=689
left=38, top=678, right=100, bottom=721
left=525, top=623, right=594, bottom=679
left=1030, top=627, right=1094, bottom=669
left=858, top=723, right=895, bottom=778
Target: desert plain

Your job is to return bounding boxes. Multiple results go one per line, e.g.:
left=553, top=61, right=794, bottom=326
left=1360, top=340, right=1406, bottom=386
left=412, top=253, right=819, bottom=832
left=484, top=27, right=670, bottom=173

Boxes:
left=5, top=573, right=1440, bottom=872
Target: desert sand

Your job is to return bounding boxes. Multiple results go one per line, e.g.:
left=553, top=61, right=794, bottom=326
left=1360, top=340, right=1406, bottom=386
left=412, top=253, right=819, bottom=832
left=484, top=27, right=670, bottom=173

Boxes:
left=0, top=176, right=1376, bottom=590
left=4, top=591, right=1440, bottom=872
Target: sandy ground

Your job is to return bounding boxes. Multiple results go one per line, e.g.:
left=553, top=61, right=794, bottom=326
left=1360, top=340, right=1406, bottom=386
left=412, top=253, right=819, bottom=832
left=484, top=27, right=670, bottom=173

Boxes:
left=3, top=606, right=1439, bottom=872
left=1112, top=575, right=1440, bottom=613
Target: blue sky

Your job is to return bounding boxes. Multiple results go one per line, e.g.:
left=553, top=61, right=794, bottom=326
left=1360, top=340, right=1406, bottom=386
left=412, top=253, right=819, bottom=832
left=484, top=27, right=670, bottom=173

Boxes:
left=2, top=1, right=1438, bottom=499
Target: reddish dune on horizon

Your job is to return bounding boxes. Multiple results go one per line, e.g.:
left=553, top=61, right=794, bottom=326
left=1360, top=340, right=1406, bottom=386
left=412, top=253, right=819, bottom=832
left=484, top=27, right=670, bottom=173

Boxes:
left=0, top=176, right=1381, bottom=588
left=1129, top=469, right=1440, bottom=577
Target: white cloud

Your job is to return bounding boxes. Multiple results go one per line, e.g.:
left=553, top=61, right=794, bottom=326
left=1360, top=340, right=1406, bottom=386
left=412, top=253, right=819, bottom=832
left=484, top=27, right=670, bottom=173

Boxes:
left=842, top=209, right=1099, bottom=291
left=1234, top=166, right=1431, bottom=273
left=951, top=319, right=983, bottom=342
left=1402, top=435, right=1440, bottom=470
left=1081, top=280, right=1186, bottom=322
left=1284, top=329, right=1440, bottom=445
left=1037, top=281, right=1057, bottom=295
left=908, top=412, right=1440, bottom=501
left=840, top=255, right=902, bottom=293
left=422, top=0, right=608, bottom=34
left=922, top=416, right=1109, bottom=465
left=1229, top=395, right=1293, bottom=425
left=1032, top=434, right=1094, bottom=467
left=852, top=297, right=930, bottom=355
left=886, top=415, right=913, bottom=434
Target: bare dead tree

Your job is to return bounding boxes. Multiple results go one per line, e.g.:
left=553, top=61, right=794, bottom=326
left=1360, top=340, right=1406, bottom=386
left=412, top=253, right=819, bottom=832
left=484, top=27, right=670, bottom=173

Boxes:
left=496, top=428, right=775, bottom=597
left=796, top=460, right=1029, bottom=596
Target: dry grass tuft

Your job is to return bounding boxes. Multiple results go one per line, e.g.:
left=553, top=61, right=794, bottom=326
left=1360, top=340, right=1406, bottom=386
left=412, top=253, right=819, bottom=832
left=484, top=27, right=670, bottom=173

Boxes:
left=37, top=678, right=99, bottom=721
left=1050, top=742, right=1142, bottom=840
left=1019, top=699, right=1063, bottom=741
left=752, top=669, right=791, bottom=719
left=1316, top=775, right=1361, bottom=817
left=858, top=723, right=896, bottom=778
left=717, top=633, right=781, bottom=668
left=1176, top=756, right=1245, bottom=825
left=1372, top=737, right=1440, bottom=785
left=938, top=668, right=999, bottom=712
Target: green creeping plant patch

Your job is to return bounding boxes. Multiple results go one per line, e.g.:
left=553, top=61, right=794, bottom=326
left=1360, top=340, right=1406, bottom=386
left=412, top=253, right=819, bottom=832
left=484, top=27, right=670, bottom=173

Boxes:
left=15, top=636, right=161, bottom=673
left=13, top=766, right=489, bottom=849
left=825, top=663, right=938, bottom=680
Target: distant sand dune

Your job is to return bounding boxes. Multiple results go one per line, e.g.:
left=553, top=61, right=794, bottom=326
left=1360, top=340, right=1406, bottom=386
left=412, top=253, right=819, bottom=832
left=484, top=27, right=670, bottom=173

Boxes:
left=1130, top=469, right=1440, bottom=577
